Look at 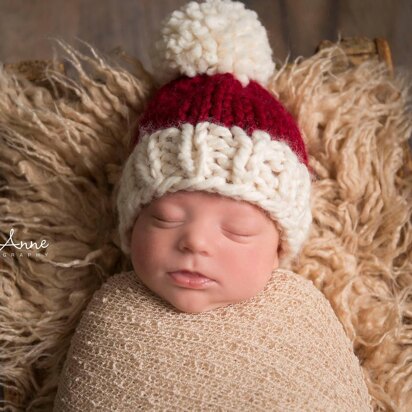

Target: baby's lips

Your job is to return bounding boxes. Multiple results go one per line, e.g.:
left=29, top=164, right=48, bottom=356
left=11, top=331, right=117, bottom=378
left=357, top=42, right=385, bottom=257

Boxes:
left=168, top=270, right=216, bottom=288
left=170, top=269, right=212, bottom=280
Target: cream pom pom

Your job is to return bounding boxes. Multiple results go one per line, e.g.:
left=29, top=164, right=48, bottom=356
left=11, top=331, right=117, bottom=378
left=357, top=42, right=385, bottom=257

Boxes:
left=150, top=0, right=275, bottom=87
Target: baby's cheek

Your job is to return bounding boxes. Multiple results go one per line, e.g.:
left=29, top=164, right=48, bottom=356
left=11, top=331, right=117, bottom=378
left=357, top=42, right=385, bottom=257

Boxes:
left=231, top=241, right=276, bottom=275
left=131, top=228, right=156, bottom=266
left=255, top=241, right=278, bottom=269
left=220, top=243, right=258, bottom=272
left=259, top=236, right=279, bottom=259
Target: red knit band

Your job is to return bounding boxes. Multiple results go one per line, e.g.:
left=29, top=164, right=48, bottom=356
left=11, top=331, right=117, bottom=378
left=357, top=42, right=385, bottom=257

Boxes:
left=133, top=73, right=309, bottom=166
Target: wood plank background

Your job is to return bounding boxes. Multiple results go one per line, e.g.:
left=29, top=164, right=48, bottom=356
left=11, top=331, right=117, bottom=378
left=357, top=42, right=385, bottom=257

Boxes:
left=0, top=0, right=411, bottom=74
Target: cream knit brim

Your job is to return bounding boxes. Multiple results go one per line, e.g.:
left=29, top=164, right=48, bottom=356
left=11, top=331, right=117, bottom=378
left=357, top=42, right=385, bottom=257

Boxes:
left=117, top=121, right=312, bottom=266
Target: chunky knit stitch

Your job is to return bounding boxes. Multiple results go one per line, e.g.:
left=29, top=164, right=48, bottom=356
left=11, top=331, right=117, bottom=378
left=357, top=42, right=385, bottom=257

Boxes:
left=135, top=73, right=308, bottom=166
left=54, top=270, right=373, bottom=411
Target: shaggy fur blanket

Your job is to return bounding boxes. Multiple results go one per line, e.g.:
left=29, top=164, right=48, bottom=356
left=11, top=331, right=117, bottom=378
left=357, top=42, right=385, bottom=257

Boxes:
left=0, top=42, right=411, bottom=411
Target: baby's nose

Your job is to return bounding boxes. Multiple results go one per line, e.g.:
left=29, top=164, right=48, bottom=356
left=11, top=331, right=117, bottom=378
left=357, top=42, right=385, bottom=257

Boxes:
left=177, top=221, right=213, bottom=255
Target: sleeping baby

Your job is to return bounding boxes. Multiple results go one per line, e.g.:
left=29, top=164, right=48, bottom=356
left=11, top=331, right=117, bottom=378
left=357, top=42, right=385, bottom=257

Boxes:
left=53, top=0, right=373, bottom=410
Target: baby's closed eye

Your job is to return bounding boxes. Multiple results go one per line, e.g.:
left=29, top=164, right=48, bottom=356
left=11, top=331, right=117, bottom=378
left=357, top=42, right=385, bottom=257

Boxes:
left=151, top=216, right=257, bottom=238
left=222, top=227, right=255, bottom=237
left=152, top=215, right=182, bottom=223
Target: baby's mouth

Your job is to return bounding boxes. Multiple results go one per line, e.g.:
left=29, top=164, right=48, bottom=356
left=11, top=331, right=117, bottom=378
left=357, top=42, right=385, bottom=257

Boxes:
left=167, top=270, right=214, bottom=288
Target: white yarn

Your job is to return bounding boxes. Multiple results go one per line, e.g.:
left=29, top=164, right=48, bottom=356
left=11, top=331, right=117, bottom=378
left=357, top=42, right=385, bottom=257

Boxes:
left=150, top=0, right=275, bottom=87
left=117, top=122, right=312, bottom=268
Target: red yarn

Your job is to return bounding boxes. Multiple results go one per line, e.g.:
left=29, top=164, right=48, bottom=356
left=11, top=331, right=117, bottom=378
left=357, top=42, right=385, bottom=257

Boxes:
left=134, top=73, right=309, bottom=166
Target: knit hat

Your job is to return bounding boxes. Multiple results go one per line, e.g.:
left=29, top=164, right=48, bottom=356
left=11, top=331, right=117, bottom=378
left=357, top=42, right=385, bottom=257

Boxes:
left=117, top=0, right=313, bottom=267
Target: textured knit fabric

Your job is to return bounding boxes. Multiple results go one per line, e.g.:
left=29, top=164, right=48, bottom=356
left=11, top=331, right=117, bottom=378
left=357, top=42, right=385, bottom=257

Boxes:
left=134, top=73, right=309, bottom=166
left=54, top=270, right=372, bottom=411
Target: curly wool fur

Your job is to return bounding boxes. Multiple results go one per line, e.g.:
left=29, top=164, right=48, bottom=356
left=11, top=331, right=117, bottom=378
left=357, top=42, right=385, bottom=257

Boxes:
left=276, top=50, right=412, bottom=411
left=150, top=0, right=275, bottom=87
left=0, top=41, right=150, bottom=411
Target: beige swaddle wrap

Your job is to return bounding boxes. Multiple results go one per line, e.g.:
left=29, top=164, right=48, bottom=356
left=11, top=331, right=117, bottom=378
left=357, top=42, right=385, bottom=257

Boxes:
left=54, top=269, right=372, bottom=411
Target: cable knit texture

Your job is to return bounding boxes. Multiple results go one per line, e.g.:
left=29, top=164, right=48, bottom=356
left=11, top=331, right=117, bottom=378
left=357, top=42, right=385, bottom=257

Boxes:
left=117, top=122, right=312, bottom=267
left=54, top=269, right=372, bottom=411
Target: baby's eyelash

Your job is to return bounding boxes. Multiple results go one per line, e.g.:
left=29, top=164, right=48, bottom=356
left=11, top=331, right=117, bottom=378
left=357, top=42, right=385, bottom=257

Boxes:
left=232, top=233, right=253, bottom=237
left=223, top=229, right=254, bottom=237
left=153, top=216, right=181, bottom=223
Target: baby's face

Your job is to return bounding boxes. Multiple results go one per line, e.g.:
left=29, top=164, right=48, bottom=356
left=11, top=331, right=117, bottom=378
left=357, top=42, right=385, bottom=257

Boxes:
left=130, top=190, right=280, bottom=313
